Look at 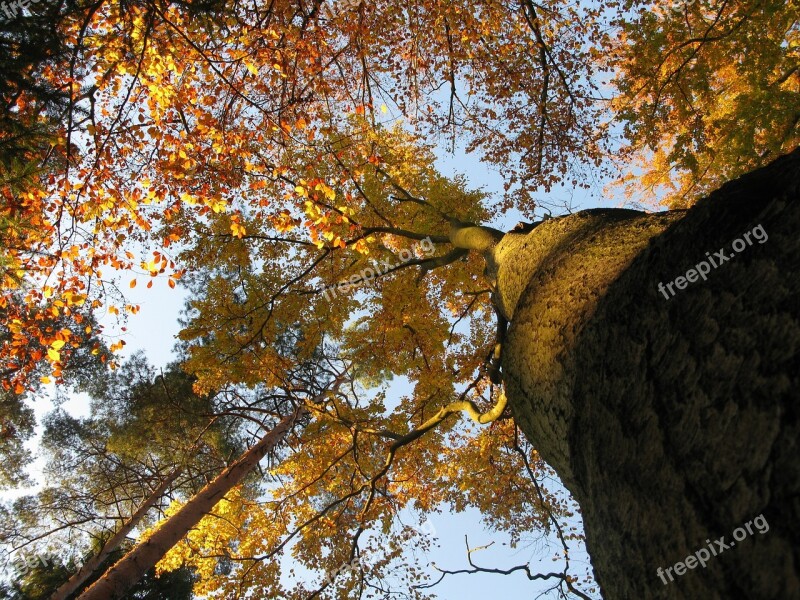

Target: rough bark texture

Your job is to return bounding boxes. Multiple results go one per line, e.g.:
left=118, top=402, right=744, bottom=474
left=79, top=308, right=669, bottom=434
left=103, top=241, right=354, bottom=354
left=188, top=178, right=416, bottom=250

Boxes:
left=499, top=149, right=799, bottom=599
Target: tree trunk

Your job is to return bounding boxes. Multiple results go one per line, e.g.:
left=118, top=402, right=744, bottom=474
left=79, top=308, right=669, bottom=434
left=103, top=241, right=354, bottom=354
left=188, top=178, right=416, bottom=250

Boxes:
left=76, top=406, right=306, bottom=600
left=493, top=149, right=800, bottom=599
left=51, top=464, right=184, bottom=600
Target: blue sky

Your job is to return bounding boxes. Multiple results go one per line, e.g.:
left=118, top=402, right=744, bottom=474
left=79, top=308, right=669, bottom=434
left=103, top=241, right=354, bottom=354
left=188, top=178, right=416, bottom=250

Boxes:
left=3, top=135, right=607, bottom=599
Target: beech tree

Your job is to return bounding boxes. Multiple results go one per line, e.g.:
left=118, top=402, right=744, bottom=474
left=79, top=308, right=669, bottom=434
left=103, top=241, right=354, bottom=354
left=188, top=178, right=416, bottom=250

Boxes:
left=1, top=0, right=798, bottom=598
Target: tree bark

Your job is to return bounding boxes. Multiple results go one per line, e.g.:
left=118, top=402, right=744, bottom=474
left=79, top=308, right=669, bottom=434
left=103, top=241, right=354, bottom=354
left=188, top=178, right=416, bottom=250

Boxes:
left=50, top=464, right=184, bottom=600
left=76, top=405, right=306, bottom=600
left=495, top=149, right=800, bottom=598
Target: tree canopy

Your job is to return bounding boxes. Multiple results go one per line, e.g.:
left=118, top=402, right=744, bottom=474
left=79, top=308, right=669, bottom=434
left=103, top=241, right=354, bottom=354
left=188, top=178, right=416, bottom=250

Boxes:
left=0, top=0, right=797, bottom=597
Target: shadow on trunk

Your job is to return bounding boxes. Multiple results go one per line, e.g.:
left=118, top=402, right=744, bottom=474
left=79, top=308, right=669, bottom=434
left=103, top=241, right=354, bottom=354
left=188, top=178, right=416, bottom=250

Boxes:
left=502, top=148, right=799, bottom=599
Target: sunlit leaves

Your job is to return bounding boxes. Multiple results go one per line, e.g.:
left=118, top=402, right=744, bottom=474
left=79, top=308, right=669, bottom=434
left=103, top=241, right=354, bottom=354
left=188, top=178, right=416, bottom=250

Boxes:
left=607, top=0, right=799, bottom=207
left=1, top=0, right=609, bottom=388
left=166, top=121, right=568, bottom=596
left=3, top=0, right=784, bottom=595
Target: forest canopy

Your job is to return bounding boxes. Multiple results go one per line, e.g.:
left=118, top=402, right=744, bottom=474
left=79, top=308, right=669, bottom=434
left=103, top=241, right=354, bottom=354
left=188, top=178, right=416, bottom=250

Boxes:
left=0, top=0, right=797, bottom=597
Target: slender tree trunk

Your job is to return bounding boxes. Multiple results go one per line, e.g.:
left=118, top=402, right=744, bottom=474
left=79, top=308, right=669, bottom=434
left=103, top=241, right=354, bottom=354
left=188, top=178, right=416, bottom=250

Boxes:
left=493, top=149, right=800, bottom=598
left=77, top=405, right=306, bottom=600
left=50, top=465, right=184, bottom=600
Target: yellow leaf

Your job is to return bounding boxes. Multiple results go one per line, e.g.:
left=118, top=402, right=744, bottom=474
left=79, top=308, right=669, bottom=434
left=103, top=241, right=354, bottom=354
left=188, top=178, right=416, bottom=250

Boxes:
left=47, top=348, right=61, bottom=362
left=51, top=340, right=66, bottom=351
left=40, top=376, right=52, bottom=384
left=315, top=182, right=336, bottom=201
